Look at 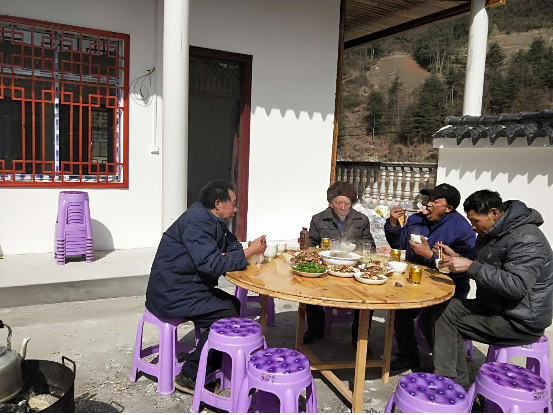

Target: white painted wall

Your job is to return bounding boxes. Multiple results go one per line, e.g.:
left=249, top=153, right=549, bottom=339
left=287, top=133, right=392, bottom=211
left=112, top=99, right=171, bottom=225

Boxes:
left=437, top=147, right=553, bottom=241
left=0, top=0, right=163, bottom=254
left=189, top=0, right=340, bottom=242
left=1, top=0, right=340, bottom=254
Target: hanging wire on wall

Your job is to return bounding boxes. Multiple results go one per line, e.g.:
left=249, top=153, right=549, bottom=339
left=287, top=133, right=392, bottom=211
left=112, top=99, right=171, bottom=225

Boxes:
left=130, top=67, right=155, bottom=107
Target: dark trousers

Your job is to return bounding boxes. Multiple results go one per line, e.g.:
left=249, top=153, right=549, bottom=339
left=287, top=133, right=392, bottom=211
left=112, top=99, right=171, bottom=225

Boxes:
left=394, top=307, right=433, bottom=359
left=394, top=280, right=470, bottom=360
left=306, top=304, right=374, bottom=341
left=180, top=289, right=241, bottom=380
left=432, top=298, right=543, bottom=388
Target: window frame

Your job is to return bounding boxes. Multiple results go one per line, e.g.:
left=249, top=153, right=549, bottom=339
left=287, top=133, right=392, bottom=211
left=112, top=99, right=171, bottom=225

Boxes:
left=0, top=14, right=130, bottom=188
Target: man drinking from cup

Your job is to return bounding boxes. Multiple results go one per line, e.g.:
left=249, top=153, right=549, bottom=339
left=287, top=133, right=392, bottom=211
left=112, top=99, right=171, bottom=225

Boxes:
left=384, top=183, right=476, bottom=371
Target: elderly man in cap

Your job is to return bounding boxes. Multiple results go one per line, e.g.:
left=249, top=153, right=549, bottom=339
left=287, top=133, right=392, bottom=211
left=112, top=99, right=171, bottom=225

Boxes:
left=304, top=182, right=376, bottom=348
left=384, top=183, right=476, bottom=371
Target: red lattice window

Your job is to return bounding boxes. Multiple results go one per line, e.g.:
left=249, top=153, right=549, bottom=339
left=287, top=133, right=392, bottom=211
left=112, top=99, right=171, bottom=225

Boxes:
left=0, top=15, right=129, bottom=187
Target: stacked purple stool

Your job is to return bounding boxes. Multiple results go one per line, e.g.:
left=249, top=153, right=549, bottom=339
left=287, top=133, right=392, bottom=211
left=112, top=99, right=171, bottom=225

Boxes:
left=130, top=309, right=201, bottom=395
left=485, top=335, right=551, bottom=412
left=324, top=307, right=354, bottom=336
left=467, top=362, right=549, bottom=412
left=236, top=348, right=318, bottom=413
left=191, top=317, right=266, bottom=413
left=234, top=286, right=277, bottom=327
left=385, top=372, right=471, bottom=413
left=55, top=191, right=93, bottom=264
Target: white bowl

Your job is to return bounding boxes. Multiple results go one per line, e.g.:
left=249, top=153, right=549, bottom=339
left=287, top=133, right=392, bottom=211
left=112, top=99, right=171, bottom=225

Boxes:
left=277, top=242, right=287, bottom=253
left=319, top=250, right=360, bottom=266
left=339, top=242, right=356, bottom=252
left=435, top=259, right=450, bottom=274
left=389, top=261, right=408, bottom=273
left=264, top=245, right=278, bottom=260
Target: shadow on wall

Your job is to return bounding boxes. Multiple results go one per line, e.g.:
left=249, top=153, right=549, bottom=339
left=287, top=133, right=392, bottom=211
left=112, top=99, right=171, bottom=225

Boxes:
left=91, top=219, right=115, bottom=252
left=442, top=149, right=553, bottom=187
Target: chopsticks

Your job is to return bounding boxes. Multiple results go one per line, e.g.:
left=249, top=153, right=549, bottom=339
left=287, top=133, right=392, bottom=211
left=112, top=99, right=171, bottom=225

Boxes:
left=404, top=208, right=424, bottom=213
left=438, top=241, right=443, bottom=260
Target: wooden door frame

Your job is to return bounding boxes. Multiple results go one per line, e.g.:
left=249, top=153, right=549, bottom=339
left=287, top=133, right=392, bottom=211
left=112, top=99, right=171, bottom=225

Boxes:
left=189, top=46, right=252, bottom=241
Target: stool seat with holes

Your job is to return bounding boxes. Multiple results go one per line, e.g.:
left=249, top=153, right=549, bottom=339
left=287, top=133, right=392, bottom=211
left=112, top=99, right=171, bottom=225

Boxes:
left=467, top=362, right=549, bottom=413
left=385, top=372, right=471, bottom=413
left=236, top=347, right=318, bottom=413
left=191, top=318, right=266, bottom=413
left=486, top=335, right=551, bottom=412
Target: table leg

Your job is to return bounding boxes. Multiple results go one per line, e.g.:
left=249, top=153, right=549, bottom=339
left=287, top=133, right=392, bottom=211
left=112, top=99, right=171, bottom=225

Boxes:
left=260, top=295, right=268, bottom=337
left=295, top=303, right=306, bottom=350
left=352, top=309, right=370, bottom=413
left=381, top=309, right=396, bottom=383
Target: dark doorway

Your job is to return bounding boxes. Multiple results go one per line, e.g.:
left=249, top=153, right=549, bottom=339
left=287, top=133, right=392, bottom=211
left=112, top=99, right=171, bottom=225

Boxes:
left=188, top=47, right=252, bottom=241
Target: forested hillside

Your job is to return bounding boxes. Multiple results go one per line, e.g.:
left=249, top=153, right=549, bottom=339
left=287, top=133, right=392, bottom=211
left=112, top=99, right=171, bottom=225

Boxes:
left=338, top=0, right=553, bottom=162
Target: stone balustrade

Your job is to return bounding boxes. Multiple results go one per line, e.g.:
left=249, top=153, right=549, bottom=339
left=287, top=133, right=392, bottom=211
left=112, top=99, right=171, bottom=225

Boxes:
left=335, top=161, right=438, bottom=208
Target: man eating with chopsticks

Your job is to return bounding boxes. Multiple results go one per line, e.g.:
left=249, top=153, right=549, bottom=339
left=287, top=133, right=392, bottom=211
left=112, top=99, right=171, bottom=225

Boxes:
left=384, top=183, right=476, bottom=371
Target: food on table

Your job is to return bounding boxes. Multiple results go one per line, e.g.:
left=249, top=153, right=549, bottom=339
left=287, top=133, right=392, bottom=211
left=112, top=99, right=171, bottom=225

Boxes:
left=357, top=272, right=386, bottom=281
left=328, top=251, right=354, bottom=259
left=394, top=281, right=403, bottom=287
left=292, top=262, right=327, bottom=274
left=361, top=259, right=389, bottom=272
left=290, top=251, right=320, bottom=264
left=329, top=265, right=356, bottom=273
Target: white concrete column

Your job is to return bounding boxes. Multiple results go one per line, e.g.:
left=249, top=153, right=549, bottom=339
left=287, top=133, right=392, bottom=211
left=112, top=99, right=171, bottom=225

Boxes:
left=162, top=0, right=189, bottom=231
left=463, top=0, right=489, bottom=116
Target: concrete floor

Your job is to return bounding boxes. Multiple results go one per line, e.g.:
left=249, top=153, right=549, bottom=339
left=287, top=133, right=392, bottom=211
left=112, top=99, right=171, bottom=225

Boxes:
left=2, top=284, right=534, bottom=414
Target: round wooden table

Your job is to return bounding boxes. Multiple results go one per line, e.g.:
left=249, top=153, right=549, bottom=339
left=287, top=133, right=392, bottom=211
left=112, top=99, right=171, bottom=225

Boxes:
left=226, top=252, right=455, bottom=413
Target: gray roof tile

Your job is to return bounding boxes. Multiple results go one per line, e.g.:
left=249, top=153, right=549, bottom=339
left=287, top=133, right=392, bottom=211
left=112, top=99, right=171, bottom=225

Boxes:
left=434, top=110, right=553, bottom=145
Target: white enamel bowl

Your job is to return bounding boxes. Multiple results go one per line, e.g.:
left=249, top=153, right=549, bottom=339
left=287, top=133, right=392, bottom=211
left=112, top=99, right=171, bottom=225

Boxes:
left=319, top=251, right=360, bottom=267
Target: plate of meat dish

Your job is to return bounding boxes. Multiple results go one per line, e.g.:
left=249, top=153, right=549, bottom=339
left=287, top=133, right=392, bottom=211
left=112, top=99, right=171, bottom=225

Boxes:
left=327, top=264, right=357, bottom=278
left=358, top=259, right=394, bottom=274
left=288, top=251, right=321, bottom=265
left=354, top=271, right=387, bottom=285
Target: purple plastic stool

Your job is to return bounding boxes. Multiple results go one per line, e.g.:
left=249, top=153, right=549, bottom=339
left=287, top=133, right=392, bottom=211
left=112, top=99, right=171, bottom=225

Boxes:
left=236, top=348, right=318, bottom=413
left=385, top=372, right=471, bottom=413
left=130, top=309, right=201, bottom=396
left=54, top=191, right=93, bottom=264
left=414, top=315, right=474, bottom=361
left=191, top=317, right=266, bottom=413
left=234, top=286, right=276, bottom=327
left=323, top=307, right=354, bottom=336
left=485, top=335, right=551, bottom=412
left=467, top=362, right=549, bottom=413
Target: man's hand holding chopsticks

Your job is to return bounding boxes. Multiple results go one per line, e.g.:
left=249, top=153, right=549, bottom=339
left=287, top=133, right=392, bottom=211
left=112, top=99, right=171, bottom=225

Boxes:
left=432, top=241, right=458, bottom=259
left=437, top=256, right=473, bottom=273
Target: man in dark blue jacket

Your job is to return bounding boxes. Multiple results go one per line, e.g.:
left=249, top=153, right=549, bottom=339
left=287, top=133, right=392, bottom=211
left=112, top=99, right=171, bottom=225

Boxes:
left=145, top=179, right=266, bottom=393
left=384, top=183, right=476, bottom=370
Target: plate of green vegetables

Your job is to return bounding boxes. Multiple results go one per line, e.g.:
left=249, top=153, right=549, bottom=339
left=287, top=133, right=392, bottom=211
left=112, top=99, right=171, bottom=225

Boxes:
left=291, top=261, right=327, bottom=278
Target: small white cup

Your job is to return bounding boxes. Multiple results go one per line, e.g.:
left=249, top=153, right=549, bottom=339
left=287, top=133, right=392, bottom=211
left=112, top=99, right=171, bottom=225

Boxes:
left=389, top=261, right=408, bottom=273
left=410, top=234, right=422, bottom=243
left=264, top=245, right=278, bottom=260
left=435, top=258, right=450, bottom=274
left=277, top=242, right=287, bottom=253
